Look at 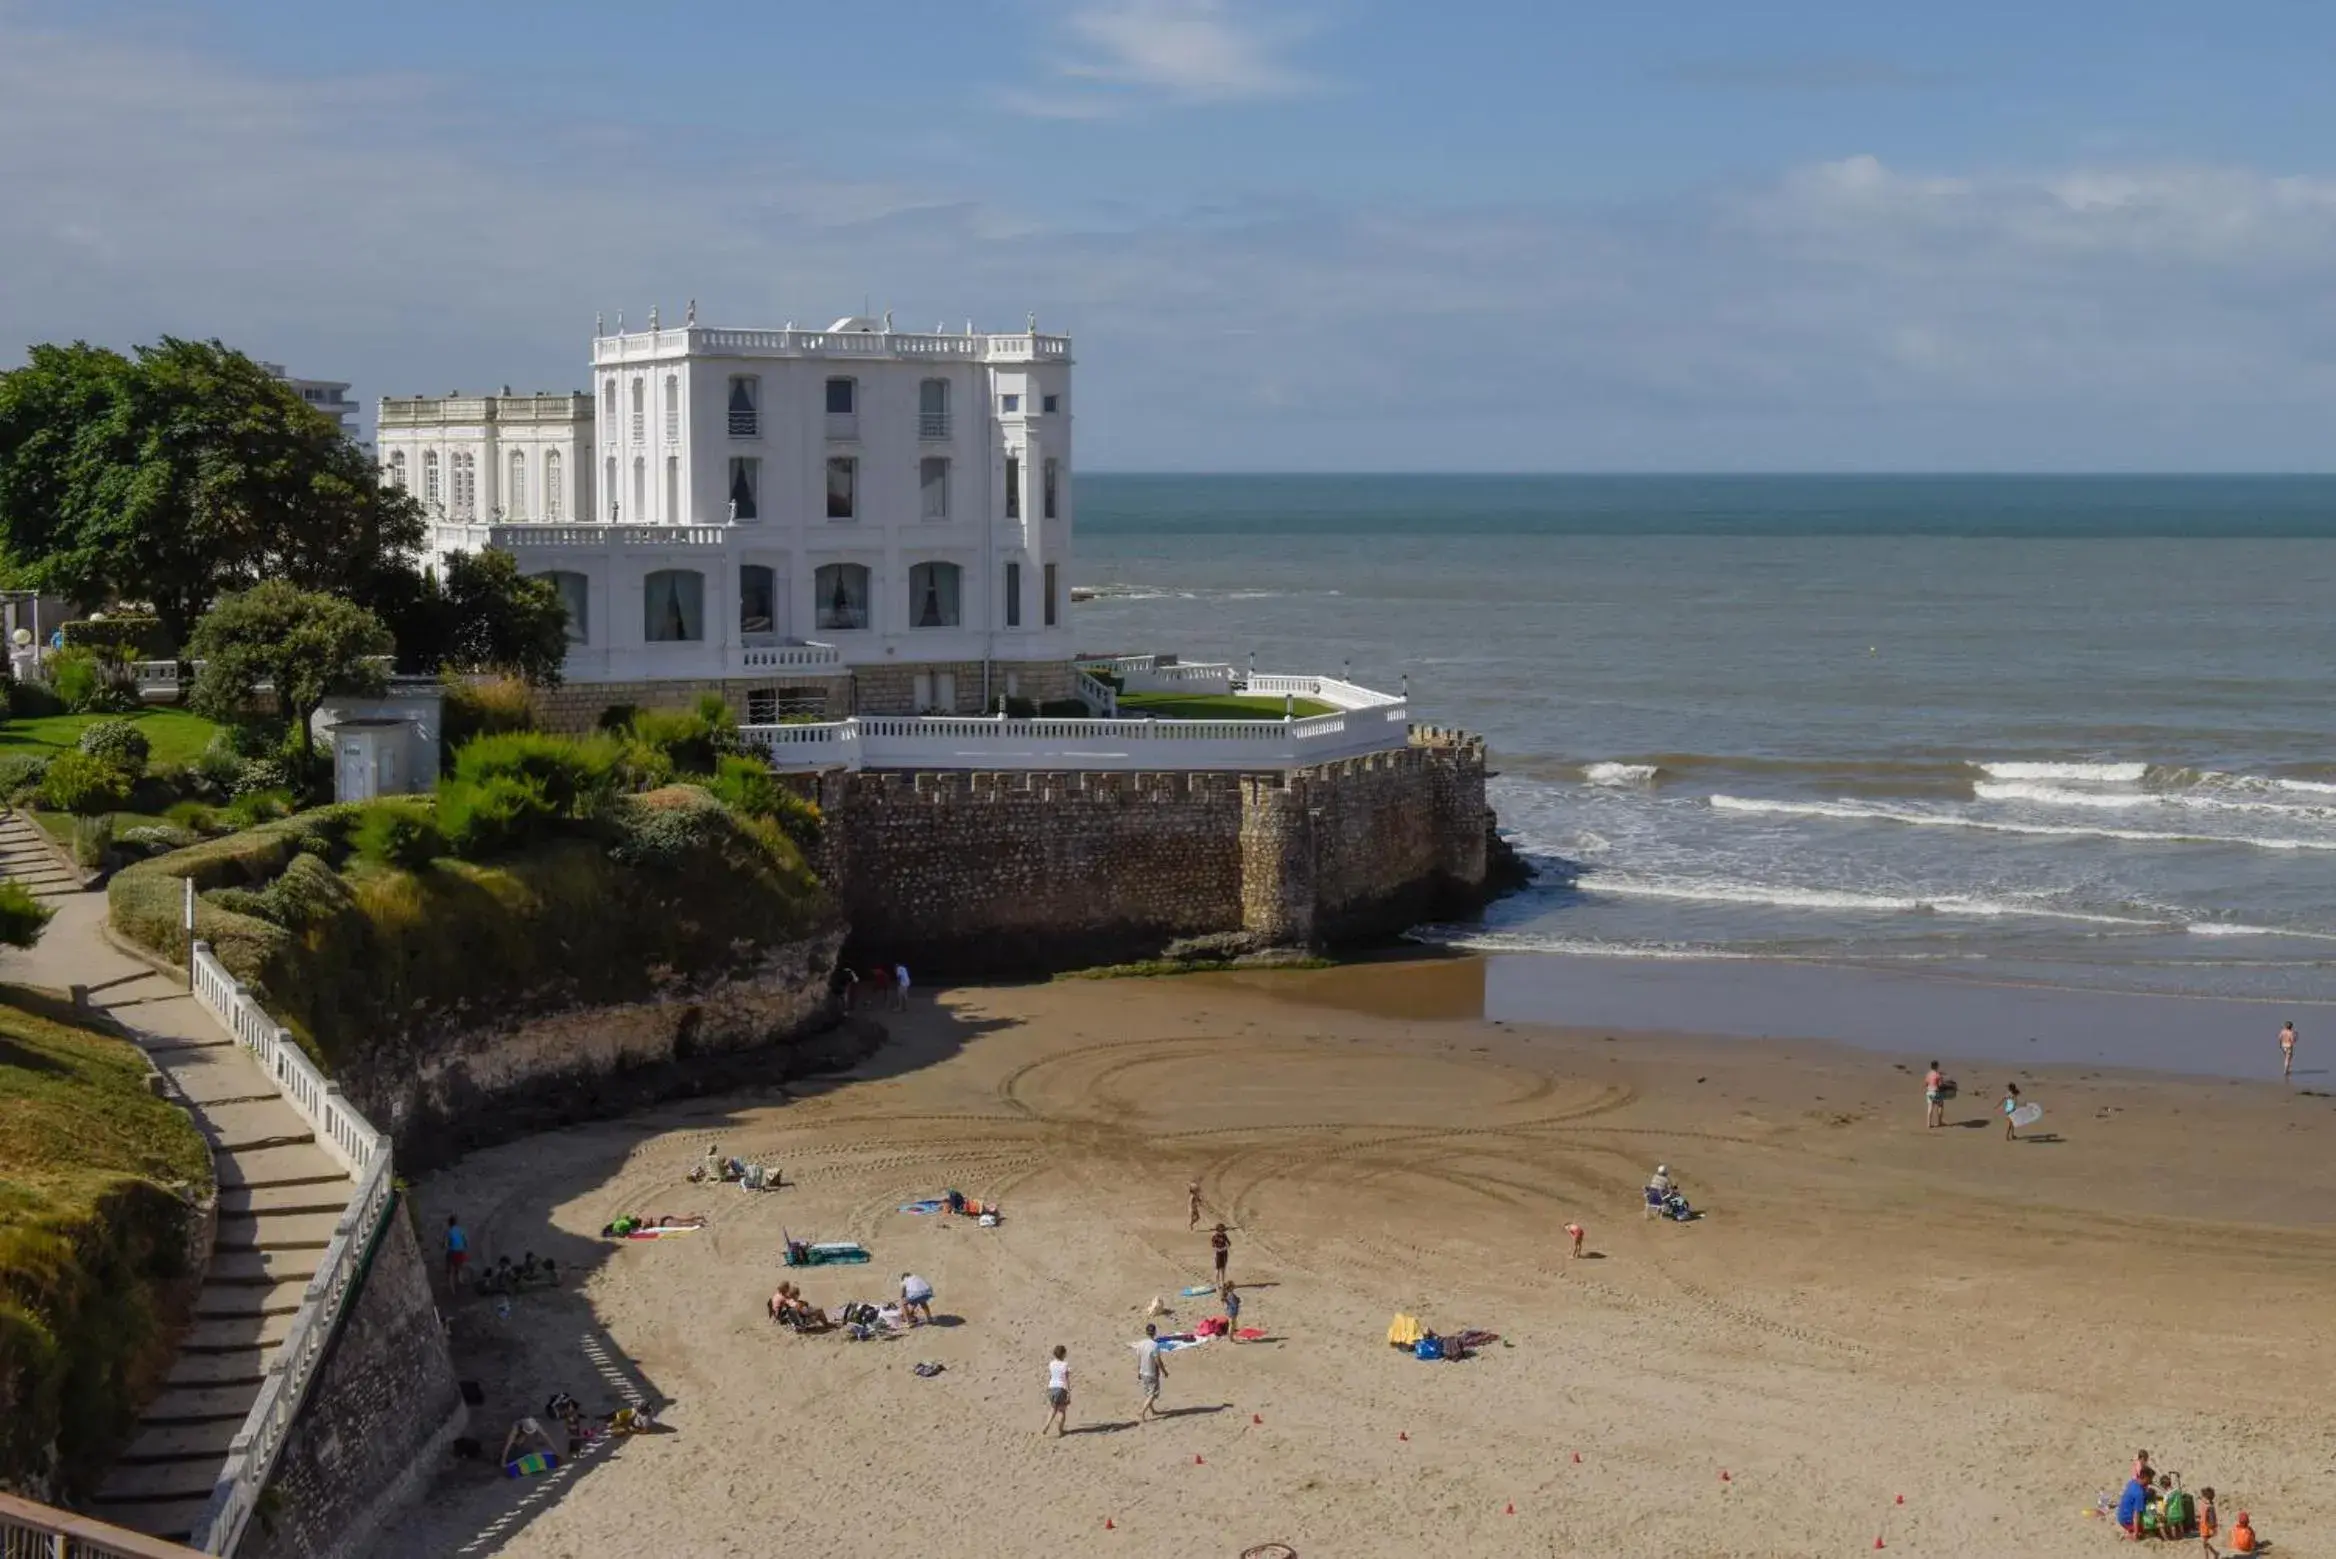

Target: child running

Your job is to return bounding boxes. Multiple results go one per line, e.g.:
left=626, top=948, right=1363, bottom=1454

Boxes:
left=1041, top=1346, right=1070, bottom=1437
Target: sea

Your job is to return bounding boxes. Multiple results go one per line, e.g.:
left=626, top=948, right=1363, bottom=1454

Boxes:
left=1074, top=475, right=2336, bottom=1076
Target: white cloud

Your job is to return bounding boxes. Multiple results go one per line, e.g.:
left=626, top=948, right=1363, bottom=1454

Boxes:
left=3, top=10, right=2334, bottom=472
left=1007, top=0, right=1318, bottom=114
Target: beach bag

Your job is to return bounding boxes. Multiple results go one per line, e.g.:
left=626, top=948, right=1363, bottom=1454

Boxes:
left=1387, top=1313, right=1425, bottom=1348
left=1414, top=1337, right=1444, bottom=1361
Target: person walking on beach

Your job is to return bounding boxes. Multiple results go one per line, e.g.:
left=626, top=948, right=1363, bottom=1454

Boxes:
left=893, top=963, right=911, bottom=1012
left=1135, top=1324, right=1168, bottom=1419
left=1924, top=1060, right=1947, bottom=1128
left=444, top=1214, right=469, bottom=1289
left=1565, top=1221, right=1585, bottom=1259
left=2001, top=1083, right=2023, bottom=1141
left=1187, top=1180, right=1204, bottom=1230
left=2279, top=1020, right=2296, bottom=1082
left=1041, top=1346, right=1071, bottom=1437
left=1221, top=1282, right=1243, bottom=1339
left=1210, top=1222, right=1232, bottom=1284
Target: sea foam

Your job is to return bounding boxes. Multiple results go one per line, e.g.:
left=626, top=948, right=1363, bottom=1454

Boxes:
left=1708, top=793, right=2336, bottom=853
left=1974, top=761, right=2148, bottom=782
left=1581, top=762, right=1662, bottom=787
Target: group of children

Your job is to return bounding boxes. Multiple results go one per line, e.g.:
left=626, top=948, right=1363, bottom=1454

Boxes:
left=841, top=962, right=912, bottom=1012
left=2115, top=1452, right=2256, bottom=1552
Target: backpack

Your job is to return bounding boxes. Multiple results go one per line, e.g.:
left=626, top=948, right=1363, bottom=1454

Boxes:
left=1414, top=1337, right=1444, bottom=1361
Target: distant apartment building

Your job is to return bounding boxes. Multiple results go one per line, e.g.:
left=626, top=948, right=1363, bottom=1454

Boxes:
left=263, top=363, right=361, bottom=439
left=376, top=391, right=597, bottom=536
left=409, top=309, right=1075, bottom=717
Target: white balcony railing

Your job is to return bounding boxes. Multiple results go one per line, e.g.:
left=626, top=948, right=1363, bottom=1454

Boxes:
left=596, top=327, right=1071, bottom=365
left=824, top=411, right=858, bottom=442
left=728, top=410, right=758, bottom=437
left=918, top=412, right=951, bottom=440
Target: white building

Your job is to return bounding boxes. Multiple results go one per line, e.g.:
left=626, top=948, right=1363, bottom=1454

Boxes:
left=412, top=310, right=1077, bottom=719
left=377, top=391, right=597, bottom=534
left=263, top=363, right=361, bottom=439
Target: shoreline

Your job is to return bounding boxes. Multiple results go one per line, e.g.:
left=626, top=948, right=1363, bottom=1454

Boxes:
left=379, top=962, right=2336, bottom=1556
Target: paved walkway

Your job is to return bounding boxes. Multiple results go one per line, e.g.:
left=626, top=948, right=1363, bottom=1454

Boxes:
left=0, top=811, right=356, bottom=1544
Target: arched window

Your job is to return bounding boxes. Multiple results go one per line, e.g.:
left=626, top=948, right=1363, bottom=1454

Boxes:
left=451, top=452, right=476, bottom=516
left=643, top=569, right=705, bottom=642
left=918, top=378, right=949, bottom=439
left=423, top=450, right=441, bottom=506
left=909, top=561, right=962, bottom=628
left=815, top=563, right=870, bottom=631
left=631, top=457, right=645, bottom=526
left=544, top=449, right=563, bottom=519
left=508, top=451, right=527, bottom=519
left=604, top=456, right=617, bottom=520
left=534, top=570, right=589, bottom=644
left=603, top=379, right=616, bottom=417
left=630, top=379, right=645, bottom=442
left=664, top=374, right=679, bottom=442
left=739, top=565, right=776, bottom=637
left=665, top=455, right=679, bottom=524
left=387, top=450, right=407, bottom=489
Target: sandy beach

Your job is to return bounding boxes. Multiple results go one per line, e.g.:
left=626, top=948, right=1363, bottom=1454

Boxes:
left=381, top=958, right=2336, bottom=1557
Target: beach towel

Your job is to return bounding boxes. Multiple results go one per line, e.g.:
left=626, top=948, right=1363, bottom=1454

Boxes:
left=621, top=1225, right=701, bottom=1240
left=1386, top=1313, right=1426, bottom=1348
left=1451, top=1329, right=1500, bottom=1351
left=899, top=1200, right=947, bottom=1214
left=1235, top=1327, right=1267, bottom=1341
left=504, top=1452, right=559, bottom=1477
left=1134, top=1335, right=1209, bottom=1353
left=1181, top=1283, right=1218, bottom=1298
left=785, top=1241, right=872, bottom=1266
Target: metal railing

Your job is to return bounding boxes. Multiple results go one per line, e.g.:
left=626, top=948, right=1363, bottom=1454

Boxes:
left=182, top=944, right=392, bottom=1557
left=1072, top=667, right=1118, bottom=717
left=736, top=700, right=1411, bottom=773
left=727, top=410, right=758, bottom=437
left=0, top=1493, right=206, bottom=1558
left=918, top=412, right=951, bottom=440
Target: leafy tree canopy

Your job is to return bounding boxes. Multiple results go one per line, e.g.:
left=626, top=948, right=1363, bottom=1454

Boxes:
left=187, top=580, right=393, bottom=762
left=381, top=549, right=569, bottom=687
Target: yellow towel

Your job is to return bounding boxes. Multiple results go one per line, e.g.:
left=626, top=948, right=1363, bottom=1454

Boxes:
left=1386, top=1313, right=1425, bottom=1348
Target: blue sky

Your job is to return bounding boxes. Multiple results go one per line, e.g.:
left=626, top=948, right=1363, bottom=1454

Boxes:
left=4, top=0, right=2335, bottom=470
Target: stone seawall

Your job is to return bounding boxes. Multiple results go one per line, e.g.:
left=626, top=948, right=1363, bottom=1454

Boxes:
left=239, top=1205, right=462, bottom=1559
left=333, top=930, right=860, bottom=1171
left=804, top=732, right=1495, bottom=973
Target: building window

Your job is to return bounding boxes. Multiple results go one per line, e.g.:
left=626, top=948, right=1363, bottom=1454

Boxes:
left=604, top=456, right=617, bottom=520
left=909, top=562, right=962, bottom=628
left=1001, top=393, right=1021, bottom=413
left=423, top=451, right=441, bottom=506
left=728, top=375, right=759, bottom=437
left=664, top=374, right=679, bottom=442
left=814, top=563, right=870, bottom=631
left=1004, top=454, right=1020, bottom=520
left=1042, top=457, right=1059, bottom=521
left=665, top=455, right=679, bottom=524
left=1042, top=393, right=1060, bottom=414
left=545, top=449, right=563, bottom=519
left=508, top=451, right=527, bottom=519
left=452, top=452, right=476, bottom=517
left=739, top=564, right=776, bottom=637
left=536, top=570, right=589, bottom=644
left=388, top=450, right=407, bottom=489
left=1004, top=561, right=1022, bottom=628
left=630, top=379, right=644, bottom=443
left=745, top=687, right=779, bottom=724
left=1044, top=562, right=1058, bottom=627
left=824, top=377, right=855, bottom=415
left=826, top=456, right=856, bottom=520
left=920, top=456, right=948, bottom=520
left=603, top=379, right=616, bottom=423
left=643, top=569, right=705, bottom=642
left=631, top=457, right=645, bottom=525
left=729, top=457, right=759, bottom=522
left=919, top=378, right=949, bottom=439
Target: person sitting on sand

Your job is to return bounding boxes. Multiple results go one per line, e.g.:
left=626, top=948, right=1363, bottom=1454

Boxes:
left=2227, top=1509, right=2256, bottom=1553
left=2116, top=1465, right=2154, bottom=1537
left=501, top=1416, right=560, bottom=1467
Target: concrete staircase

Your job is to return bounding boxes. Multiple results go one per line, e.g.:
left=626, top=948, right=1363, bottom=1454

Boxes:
left=0, top=812, right=358, bottom=1546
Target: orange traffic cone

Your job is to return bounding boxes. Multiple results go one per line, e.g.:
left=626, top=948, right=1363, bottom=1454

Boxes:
left=1194, top=1454, right=1205, bottom=1466
left=1104, top=1518, right=1115, bottom=1530
left=1720, top=1471, right=1732, bottom=1483
left=1399, top=1431, right=1409, bottom=1441
left=1252, top=1413, right=1262, bottom=1425
left=1572, top=1451, right=1582, bottom=1464
left=1873, top=1538, right=1885, bottom=1551
left=1504, top=1503, right=1516, bottom=1516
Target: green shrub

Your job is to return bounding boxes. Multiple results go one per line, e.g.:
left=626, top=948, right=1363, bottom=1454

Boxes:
left=606, top=785, right=737, bottom=869
left=57, top=616, right=171, bottom=659
left=0, top=881, right=54, bottom=947
left=71, top=814, right=115, bottom=869
left=260, top=851, right=357, bottom=930
left=231, top=756, right=291, bottom=798
left=593, top=703, right=639, bottom=734
left=47, top=648, right=104, bottom=713
left=224, top=788, right=294, bottom=828
left=118, top=824, right=201, bottom=858
left=437, top=772, right=551, bottom=859
left=350, top=799, right=446, bottom=870
left=440, top=674, right=537, bottom=753
left=40, top=750, right=132, bottom=815
left=0, top=753, right=50, bottom=802
left=162, top=800, right=223, bottom=834
left=706, top=755, right=822, bottom=852
left=624, top=696, right=736, bottom=777
left=76, top=719, right=152, bottom=779
left=450, top=731, right=623, bottom=821
left=4, top=676, right=63, bottom=718
left=1037, top=698, right=1090, bottom=718
left=766, top=788, right=822, bottom=852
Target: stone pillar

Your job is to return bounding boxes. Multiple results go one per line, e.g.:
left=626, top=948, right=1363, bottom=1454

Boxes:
left=1238, top=775, right=1315, bottom=946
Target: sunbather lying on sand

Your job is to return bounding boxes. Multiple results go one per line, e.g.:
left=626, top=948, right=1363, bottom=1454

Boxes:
left=602, top=1213, right=708, bottom=1236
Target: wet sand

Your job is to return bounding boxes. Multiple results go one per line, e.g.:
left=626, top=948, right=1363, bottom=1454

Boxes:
left=380, top=960, right=2336, bottom=1557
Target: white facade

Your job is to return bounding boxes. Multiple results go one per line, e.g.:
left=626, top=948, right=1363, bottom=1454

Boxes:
left=377, top=392, right=597, bottom=539
left=424, top=313, right=1076, bottom=699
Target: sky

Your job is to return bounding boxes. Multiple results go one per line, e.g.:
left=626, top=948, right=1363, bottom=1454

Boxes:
left=3, top=0, right=2335, bottom=471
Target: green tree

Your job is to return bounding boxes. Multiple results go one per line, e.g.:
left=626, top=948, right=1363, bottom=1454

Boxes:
left=187, top=582, right=393, bottom=767
left=0, top=338, right=426, bottom=643
left=384, top=550, right=569, bottom=686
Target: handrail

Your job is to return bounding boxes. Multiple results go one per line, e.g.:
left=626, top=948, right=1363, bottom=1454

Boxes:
left=0, top=1492, right=207, bottom=1558
left=182, top=944, right=392, bottom=1557
left=1071, top=667, right=1118, bottom=717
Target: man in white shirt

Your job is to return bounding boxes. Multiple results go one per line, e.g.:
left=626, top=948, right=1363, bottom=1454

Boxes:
left=900, top=1272, right=934, bottom=1324
left=1135, top=1323, right=1168, bottom=1420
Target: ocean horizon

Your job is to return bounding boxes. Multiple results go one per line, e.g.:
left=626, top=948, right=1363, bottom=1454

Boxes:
left=1075, top=472, right=2336, bottom=1044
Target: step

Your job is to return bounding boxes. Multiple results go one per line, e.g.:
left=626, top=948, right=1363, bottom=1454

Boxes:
left=82, top=1496, right=208, bottom=1543
left=215, top=1141, right=346, bottom=1190
left=166, top=1347, right=270, bottom=1388
left=192, top=1278, right=310, bottom=1320
left=208, top=1249, right=319, bottom=1286
left=216, top=1210, right=344, bottom=1251
left=199, top=1100, right=316, bottom=1154
left=152, top=1047, right=280, bottom=1107
left=218, top=1183, right=351, bottom=1218
left=141, top=1382, right=263, bottom=1425
left=180, top=1312, right=294, bottom=1353
left=94, top=1457, right=224, bottom=1503
left=116, top=1418, right=240, bottom=1465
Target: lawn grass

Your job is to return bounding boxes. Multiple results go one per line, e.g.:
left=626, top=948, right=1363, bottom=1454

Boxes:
left=0, top=984, right=211, bottom=1494
left=31, top=810, right=176, bottom=846
left=1115, top=691, right=1338, bottom=721
left=0, top=709, right=225, bottom=768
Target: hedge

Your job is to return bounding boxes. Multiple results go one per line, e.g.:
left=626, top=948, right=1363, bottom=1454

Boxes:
left=57, top=617, right=173, bottom=660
